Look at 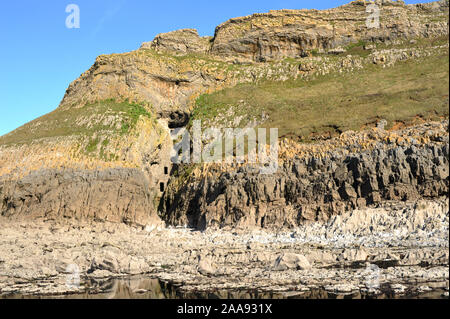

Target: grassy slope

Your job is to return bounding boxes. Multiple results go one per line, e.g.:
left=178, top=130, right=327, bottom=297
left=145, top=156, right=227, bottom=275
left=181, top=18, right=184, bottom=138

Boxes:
left=1, top=38, right=448, bottom=148
left=193, top=51, right=449, bottom=141
left=0, top=100, right=152, bottom=146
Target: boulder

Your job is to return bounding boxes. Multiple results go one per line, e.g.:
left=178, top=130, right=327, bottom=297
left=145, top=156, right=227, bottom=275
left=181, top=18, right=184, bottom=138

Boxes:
left=89, top=256, right=119, bottom=274
left=273, top=253, right=311, bottom=271
left=197, top=256, right=217, bottom=276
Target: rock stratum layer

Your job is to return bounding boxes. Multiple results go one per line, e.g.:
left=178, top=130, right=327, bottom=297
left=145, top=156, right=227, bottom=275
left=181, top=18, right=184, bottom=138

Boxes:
left=0, top=0, right=449, bottom=228
left=210, top=0, right=449, bottom=62
left=161, top=121, right=449, bottom=229
left=0, top=168, right=160, bottom=226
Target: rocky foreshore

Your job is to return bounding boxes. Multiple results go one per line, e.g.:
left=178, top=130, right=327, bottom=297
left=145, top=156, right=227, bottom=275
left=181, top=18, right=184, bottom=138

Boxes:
left=0, top=0, right=448, bottom=299
left=0, top=197, right=448, bottom=298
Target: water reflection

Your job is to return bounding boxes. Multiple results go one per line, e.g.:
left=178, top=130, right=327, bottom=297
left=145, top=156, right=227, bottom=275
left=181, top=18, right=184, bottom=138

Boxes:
left=3, top=277, right=448, bottom=299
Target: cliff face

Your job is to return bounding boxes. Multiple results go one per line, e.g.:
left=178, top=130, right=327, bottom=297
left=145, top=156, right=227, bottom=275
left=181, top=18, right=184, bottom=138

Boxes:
left=0, top=0, right=449, bottom=228
left=60, top=0, right=449, bottom=117
left=0, top=109, right=174, bottom=226
left=0, top=168, right=160, bottom=226
left=161, top=122, right=449, bottom=230
left=57, top=48, right=305, bottom=125
left=210, top=0, right=449, bottom=62
left=138, top=1, right=449, bottom=63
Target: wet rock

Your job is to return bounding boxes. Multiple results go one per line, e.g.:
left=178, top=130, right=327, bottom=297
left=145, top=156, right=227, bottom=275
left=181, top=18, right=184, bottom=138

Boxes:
left=89, top=256, right=120, bottom=274
left=391, top=284, right=407, bottom=294
left=418, top=285, right=433, bottom=293
left=0, top=208, right=447, bottom=297
left=134, top=289, right=148, bottom=294
left=125, top=258, right=149, bottom=275
left=324, top=284, right=359, bottom=293
left=88, top=269, right=115, bottom=279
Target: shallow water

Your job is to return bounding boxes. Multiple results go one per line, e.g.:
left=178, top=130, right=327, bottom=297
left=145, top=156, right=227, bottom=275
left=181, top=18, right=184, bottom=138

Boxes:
left=2, top=277, right=448, bottom=299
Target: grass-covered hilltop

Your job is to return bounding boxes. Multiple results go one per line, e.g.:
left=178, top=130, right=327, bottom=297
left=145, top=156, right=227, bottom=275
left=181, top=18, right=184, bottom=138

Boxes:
left=0, top=0, right=448, bottom=229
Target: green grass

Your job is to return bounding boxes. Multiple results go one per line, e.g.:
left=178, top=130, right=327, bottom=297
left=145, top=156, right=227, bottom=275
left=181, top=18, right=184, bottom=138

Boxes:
left=192, top=52, right=449, bottom=141
left=86, top=137, right=100, bottom=153
left=0, top=99, right=153, bottom=146
left=343, top=40, right=371, bottom=58
left=337, top=36, right=449, bottom=58
left=172, top=164, right=197, bottom=183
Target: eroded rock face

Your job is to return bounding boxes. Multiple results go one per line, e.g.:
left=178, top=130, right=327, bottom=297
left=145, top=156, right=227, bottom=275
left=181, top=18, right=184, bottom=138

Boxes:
left=57, top=1, right=449, bottom=113
left=161, top=123, right=449, bottom=230
left=0, top=168, right=162, bottom=226
left=197, top=256, right=217, bottom=276
left=0, top=198, right=447, bottom=297
left=59, top=52, right=214, bottom=116
left=57, top=47, right=306, bottom=119
left=141, top=29, right=211, bottom=55
left=0, top=113, right=174, bottom=227
left=210, top=0, right=449, bottom=62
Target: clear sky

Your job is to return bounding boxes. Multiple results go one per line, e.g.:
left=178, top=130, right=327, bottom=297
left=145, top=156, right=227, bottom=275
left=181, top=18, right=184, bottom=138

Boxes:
left=0, top=0, right=435, bottom=136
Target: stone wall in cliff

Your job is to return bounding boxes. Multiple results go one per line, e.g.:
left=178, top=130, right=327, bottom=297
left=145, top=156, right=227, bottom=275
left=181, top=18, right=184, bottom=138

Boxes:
left=0, top=111, right=174, bottom=227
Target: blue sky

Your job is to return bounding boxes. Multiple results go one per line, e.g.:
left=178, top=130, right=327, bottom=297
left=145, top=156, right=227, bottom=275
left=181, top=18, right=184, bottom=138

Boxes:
left=0, top=0, right=434, bottom=136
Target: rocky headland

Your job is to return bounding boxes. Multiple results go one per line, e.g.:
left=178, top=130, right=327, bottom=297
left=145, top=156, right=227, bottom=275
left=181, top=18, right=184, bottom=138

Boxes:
left=0, top=0, right=448, bottom=298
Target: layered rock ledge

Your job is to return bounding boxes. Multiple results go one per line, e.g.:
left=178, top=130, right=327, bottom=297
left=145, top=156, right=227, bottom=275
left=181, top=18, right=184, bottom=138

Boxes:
left=161, top=121, right=449, bottom=230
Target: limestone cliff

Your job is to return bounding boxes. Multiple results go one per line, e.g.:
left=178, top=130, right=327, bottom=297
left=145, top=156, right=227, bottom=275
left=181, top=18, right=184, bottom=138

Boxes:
left=210, top=0, right=449, bottom=62
left=0, top=0, right=448, bottom=228
left=161, top=122, right=449, bottom=230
